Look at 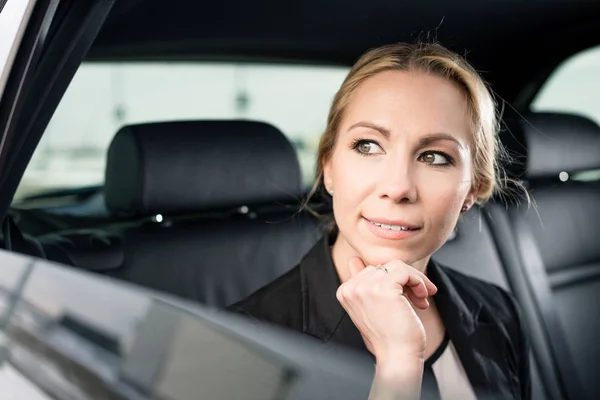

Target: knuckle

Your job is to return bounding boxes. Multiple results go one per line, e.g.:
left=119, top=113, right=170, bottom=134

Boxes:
left=352, top=285, right=367, bottom=299
left=342, top=284, right=357, bottom=299
left=364, top=286, right=378, bottom=298
left=366, top=283, right=383, bottom=297
left=364, top=265, right=375, bottom=273
left=384, top=288, right=400, bottom=299
left=336, top=286, right=344, bottom=302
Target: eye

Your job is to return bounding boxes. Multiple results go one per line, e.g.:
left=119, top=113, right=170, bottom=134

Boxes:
left=352, top=139, right=384, bottom=155
left=419, top=151, right=454, bottom=166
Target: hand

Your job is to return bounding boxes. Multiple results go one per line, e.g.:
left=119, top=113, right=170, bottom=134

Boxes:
left=336, top=257, right=437, bottom=397
left=336, top=257, right=437, bottom=358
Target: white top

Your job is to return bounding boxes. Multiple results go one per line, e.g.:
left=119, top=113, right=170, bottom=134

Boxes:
left=431, top=339, right=478, bottom=400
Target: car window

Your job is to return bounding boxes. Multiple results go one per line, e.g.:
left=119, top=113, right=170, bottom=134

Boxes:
left=533, top=45, right=600, bottom=123
left=531, top=45, right=600, bottom=181
left=14, top=62, right=349, bottom=201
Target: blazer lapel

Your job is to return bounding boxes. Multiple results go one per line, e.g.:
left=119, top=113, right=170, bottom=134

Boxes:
left=429, top=260, right=518, bottom=399
left=299, top=236, right=376, bottom=359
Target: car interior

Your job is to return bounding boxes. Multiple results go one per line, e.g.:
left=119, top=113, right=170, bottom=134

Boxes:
left=1, top=1, right=600, bottom=399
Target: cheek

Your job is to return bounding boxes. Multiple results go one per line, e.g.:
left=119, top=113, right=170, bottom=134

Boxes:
left=418, top=171, right=470, bottom=223
left=329, top=154, right=373, bottom=216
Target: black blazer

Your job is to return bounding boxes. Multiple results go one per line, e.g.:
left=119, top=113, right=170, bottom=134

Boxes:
left=230, top=236, right=531, bottom=399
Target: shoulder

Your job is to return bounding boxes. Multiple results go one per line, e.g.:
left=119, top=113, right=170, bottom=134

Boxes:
left=227, top=264, right=304, bottom=331
left=441, top=265, right=521, bottom=324
left=227, top=234, right=332, bottom=334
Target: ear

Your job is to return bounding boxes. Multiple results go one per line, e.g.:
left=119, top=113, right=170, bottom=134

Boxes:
left=322, top=157, right=333, bottom=192
left=463, top=184, right=479, bottom=211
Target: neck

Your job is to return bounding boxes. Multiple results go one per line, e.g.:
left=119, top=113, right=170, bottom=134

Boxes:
left=331, top=235, right=431, bottom=284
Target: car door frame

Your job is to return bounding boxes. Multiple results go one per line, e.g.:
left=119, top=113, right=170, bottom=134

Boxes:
left=0, top=0, right=116, bottom=235
left=0, top=0, right=50, bottom=152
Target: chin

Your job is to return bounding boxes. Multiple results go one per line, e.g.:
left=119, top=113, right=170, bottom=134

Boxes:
left=359, top=246, right=423, bottom=267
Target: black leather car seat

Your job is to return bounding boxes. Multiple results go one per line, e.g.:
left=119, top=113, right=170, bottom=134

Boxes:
left=496, top=112, right=600, bottom=399
left=39, top=121, right=323, bottom=307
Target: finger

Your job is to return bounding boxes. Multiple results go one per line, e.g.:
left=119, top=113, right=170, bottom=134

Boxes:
left=385, top=261, right=438, bottom=296
left=383, top=269, right=428, bottom=299
left=422, top=276, right=438, bottom=295
left=348, top=256, right=367, bottom=278
left=413, top=270, right=437, bottom=295
left=404, top=269, right=437, bottom=295
left=407, top=291, right=430, bottom=310
left=403, top=273, right=430, bottom=298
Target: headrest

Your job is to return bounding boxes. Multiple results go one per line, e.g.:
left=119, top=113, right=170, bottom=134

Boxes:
left=104, top=121, right=303, bottom=217
left=501, top=112, right=600, bottom=180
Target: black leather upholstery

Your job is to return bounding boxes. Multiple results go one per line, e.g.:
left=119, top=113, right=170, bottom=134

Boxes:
left=40, top=120, right=322, bottom=307
left=434, top=207, right=510, bottom=290
left=510, top=183, right=600, bottom=398
left=502, top=112, right=600, bottom=180
left=484, top=202, right=562, bottom=400
left=41, top=212, right=322, bottom=306
left=500, top=112, right=600, bottom=399
left=105, top=121, right=304, bottom=217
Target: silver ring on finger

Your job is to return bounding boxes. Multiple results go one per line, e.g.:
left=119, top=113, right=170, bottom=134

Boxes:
left=375, top=264, right=388, bottom=274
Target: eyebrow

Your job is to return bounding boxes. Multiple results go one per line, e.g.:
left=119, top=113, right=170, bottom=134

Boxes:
left=349, top=121, right=464, bottom=150
left=348, top=122, right=391, bottom=139
left=418, top=133, right=464, bottom=150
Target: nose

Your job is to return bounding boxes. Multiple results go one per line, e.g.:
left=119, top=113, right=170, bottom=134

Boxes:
left=378, top=157, right=418, bottom=203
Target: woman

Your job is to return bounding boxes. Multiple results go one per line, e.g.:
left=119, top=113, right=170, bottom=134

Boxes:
left=230, top=42, right=530, bottom=399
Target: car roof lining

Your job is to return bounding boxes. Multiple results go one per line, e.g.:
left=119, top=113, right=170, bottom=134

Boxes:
left=85, top=0, right=600, bottom=106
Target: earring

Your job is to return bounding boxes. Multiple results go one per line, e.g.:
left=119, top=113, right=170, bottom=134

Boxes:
left=461, top=205, right=469, bottom=213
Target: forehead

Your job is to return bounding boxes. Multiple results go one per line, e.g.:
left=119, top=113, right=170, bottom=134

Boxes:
left=342, top=70, right=472, bottom=142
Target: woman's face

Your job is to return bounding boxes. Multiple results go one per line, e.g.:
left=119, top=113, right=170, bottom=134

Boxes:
left=324, top=70, right=478, bottom=268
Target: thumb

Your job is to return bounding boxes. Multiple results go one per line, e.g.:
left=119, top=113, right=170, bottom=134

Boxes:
left=348, top=256, right=367, bottom=278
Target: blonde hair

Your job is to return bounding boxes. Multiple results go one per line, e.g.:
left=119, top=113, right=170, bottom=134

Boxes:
left=308, top=42, right=507, bottom=206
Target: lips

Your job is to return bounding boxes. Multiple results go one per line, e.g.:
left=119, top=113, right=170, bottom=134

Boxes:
left=365, top=218, right=420, bottom=231
left=363, top=217, right=421, bottom=240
